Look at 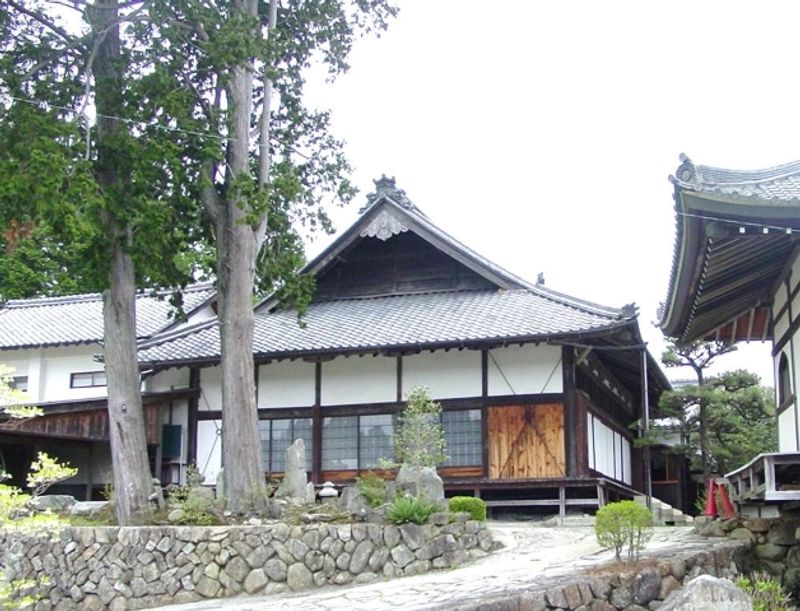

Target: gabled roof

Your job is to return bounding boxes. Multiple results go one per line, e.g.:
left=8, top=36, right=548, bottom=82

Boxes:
left=139, top=177, right=647, bottom=368
left=660, top=154, right=800, bottom=342
left=0, top=283, right=216, bottom=350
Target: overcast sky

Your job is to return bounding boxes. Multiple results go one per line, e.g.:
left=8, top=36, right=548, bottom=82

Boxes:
left=300, top=0, right=800, bottom=385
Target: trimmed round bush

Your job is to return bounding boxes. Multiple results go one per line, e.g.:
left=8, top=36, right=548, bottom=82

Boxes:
left=449, top=496, right=487, bottom=521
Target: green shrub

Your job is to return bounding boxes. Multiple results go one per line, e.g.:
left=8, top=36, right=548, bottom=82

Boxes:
left=736, top=571, right=792, bottom=611
left=387, top=495, right=437, bottom=525
left=0, top=485, right=30, bottom=524
left=394, top=387, right=448, bottom=468
left=356, top=471, right=388, bottom=508
left=449, top=496, right=487, bottom=521
left=594, top=500, right=653, bottom=563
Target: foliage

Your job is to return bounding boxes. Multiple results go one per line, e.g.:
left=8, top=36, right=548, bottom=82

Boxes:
left=356, top=471, right=388, bottom=508
left=736, top=571, right=793, bottom=611
left=0, top=576, right=46, bottom=610
left=448, top=496, right=487, bottom=521
left=394, top=386, right=448, bottom=468
left=0, top=485, right=30, bottom=525
left=387, top=495, right=438, bottom=525
left=26, top=452, right=78, bottom=497
left=645, top=340, right=776, bottom=481
left=163, top=486, right=224, bottom=526
left=0, top=365, right=41, bottom=421
left=594, top=500, right=653, bottom=563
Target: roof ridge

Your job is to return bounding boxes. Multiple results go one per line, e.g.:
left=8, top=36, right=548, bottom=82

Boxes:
left=2, top=282, right=215, bottom=309
left=138, top=316, right=218, bottom=351
left=671, top=153, right=800, bottom=189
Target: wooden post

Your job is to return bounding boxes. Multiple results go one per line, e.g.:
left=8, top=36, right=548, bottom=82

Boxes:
left=558, top=485, right=566, bottom=523
left=312, top=362, right=322, bottom=484
left=481, top=349, right=489, bottom=479
left=85, top=443, right=94, bottom=501
left=562, top=346, right=577, bottom=477
left=187, top=368, right=200, bottom=468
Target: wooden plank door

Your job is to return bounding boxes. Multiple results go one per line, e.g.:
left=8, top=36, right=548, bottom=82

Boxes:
left=488, top=404, right=565, bottom=479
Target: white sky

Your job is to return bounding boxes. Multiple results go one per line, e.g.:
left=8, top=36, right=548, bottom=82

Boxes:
left=302, top=0, right=800, bottom=386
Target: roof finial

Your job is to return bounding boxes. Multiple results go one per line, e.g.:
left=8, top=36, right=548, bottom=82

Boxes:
left=670, top=153, right=698, bottom=185
left=536, top=272, right=545, bottom=285
left=359, top=174, right=422, bottom=214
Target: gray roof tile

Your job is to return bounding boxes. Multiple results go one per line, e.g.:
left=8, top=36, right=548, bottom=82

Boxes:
left=671, top=154, right=800, bottom=203
left=0, top=285, right=215, bottom=350
left=138, top=289, right=629, bottom=366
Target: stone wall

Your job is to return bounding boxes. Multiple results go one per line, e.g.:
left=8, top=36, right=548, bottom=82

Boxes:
left=700, top=514, right=800, bottom=586
left=436, top=536, right=749, bottom=611
left=1, top=518, right=493, bottom=610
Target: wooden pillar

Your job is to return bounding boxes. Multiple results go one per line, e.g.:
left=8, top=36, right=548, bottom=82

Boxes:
left=85, top=443, right=94, bottom=501
left=312, top=361, right=322, bottom=484
left=562, top=346, right=577, bottom=477
left=481, top=349, right=489, bottom=479
left=187, top=368, right=200, bottom=467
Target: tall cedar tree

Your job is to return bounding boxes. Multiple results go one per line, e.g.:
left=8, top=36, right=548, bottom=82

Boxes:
left=128, top=1, right=398, bottom=512
left=657, top=340, right=776, bottom=479
left=1, top=1, right=209, bottom=524
left=1, top=1, right=398, bottom=513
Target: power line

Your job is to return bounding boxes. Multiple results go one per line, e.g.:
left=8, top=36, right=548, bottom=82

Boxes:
left=678, top=211, right=798, bottom=235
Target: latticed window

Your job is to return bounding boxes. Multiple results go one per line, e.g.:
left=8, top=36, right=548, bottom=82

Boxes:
left=258, top=418, right=312, bottom=473
left=321, top=414, right=395, bottom=470
left=442, top=409, right=482, bottom=466
left=779, top=353, right=793, bottom=407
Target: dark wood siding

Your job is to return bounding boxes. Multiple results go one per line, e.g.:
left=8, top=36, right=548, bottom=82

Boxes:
left=313, top=232, right=497, bottom=300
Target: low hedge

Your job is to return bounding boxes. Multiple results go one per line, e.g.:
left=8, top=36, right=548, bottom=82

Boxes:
left=449, top=496, right=487, bottom=521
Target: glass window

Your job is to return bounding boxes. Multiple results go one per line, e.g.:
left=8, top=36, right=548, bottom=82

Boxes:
left=322, top=416, right=358, bottom=470
left=259, top=418, right=313, bottom=473
left=11, top=376, right=28, bottom=393
left=359, top=414, right=394, bottom=469
left=442, top=409, right=482, bottom=467
left=70, top=371, right=106, bottom=388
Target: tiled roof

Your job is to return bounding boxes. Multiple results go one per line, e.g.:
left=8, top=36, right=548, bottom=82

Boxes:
left=0, top=284, right=215, bottom=350
left=671, top=154, right=800, bottom=203
left=138, top=288, right=630, bottom=366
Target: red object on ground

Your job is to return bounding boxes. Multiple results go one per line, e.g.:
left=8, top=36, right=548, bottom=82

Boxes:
left=702, top=480, right=718, bottom=517
left=717, top=483, right=737, bottom=519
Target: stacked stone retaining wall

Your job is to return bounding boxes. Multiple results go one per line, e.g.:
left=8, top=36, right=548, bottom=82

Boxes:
left=438, top=536, right=749, bottom=611
left=1, top=519, right=493, bottom=610
left=700, top=514, right=800, bottom=586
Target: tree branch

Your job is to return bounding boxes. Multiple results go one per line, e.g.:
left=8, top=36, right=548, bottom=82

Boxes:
left=7, top=0, right=82, bottom=48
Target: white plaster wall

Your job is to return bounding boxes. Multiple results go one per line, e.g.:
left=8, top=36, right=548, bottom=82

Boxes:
left=259, top=360, right=315, bottom=408
left=487, top=344, right=563, bottom=395
left=779, top=407, right=797, bottom=452
left=774, top=283, right=788, bottom=319
left=147, top=367, right=190, bottom=393
left=40, top=345, right=108, bottom=402
left=774, top=316, right=791, bottom=348
left=199, top=366, right=222, bottom=411
left=0, top=349, right=38, bottom=403
left=196, top=419, right=222, bottom=484
left=403, top=349, right=481, bottom=400
left=322, top=355, right=395, bottom=405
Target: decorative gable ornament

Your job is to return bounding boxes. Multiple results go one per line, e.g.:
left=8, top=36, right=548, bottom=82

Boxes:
left=360, top=208, right=409, bottom=241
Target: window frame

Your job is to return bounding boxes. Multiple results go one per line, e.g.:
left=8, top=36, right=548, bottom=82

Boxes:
left=69, top=371, right=107, bottom=389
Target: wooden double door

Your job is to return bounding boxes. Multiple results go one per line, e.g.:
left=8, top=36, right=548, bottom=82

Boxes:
left=487, top=404, right=565, bottom=479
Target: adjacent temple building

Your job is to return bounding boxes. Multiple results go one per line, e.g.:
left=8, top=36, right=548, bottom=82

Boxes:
left=1, top=178, right=675, bottom=517
left=660, top=155, right=800, bottom=515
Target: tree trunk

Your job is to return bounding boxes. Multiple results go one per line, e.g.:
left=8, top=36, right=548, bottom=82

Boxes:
left=93, top=0, right=153, bottom=524
left=103, top=229, right=153, bottom=524
left=217, top=0, right=268, bottom=512
left=693, top=365, right=711, bottom=482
